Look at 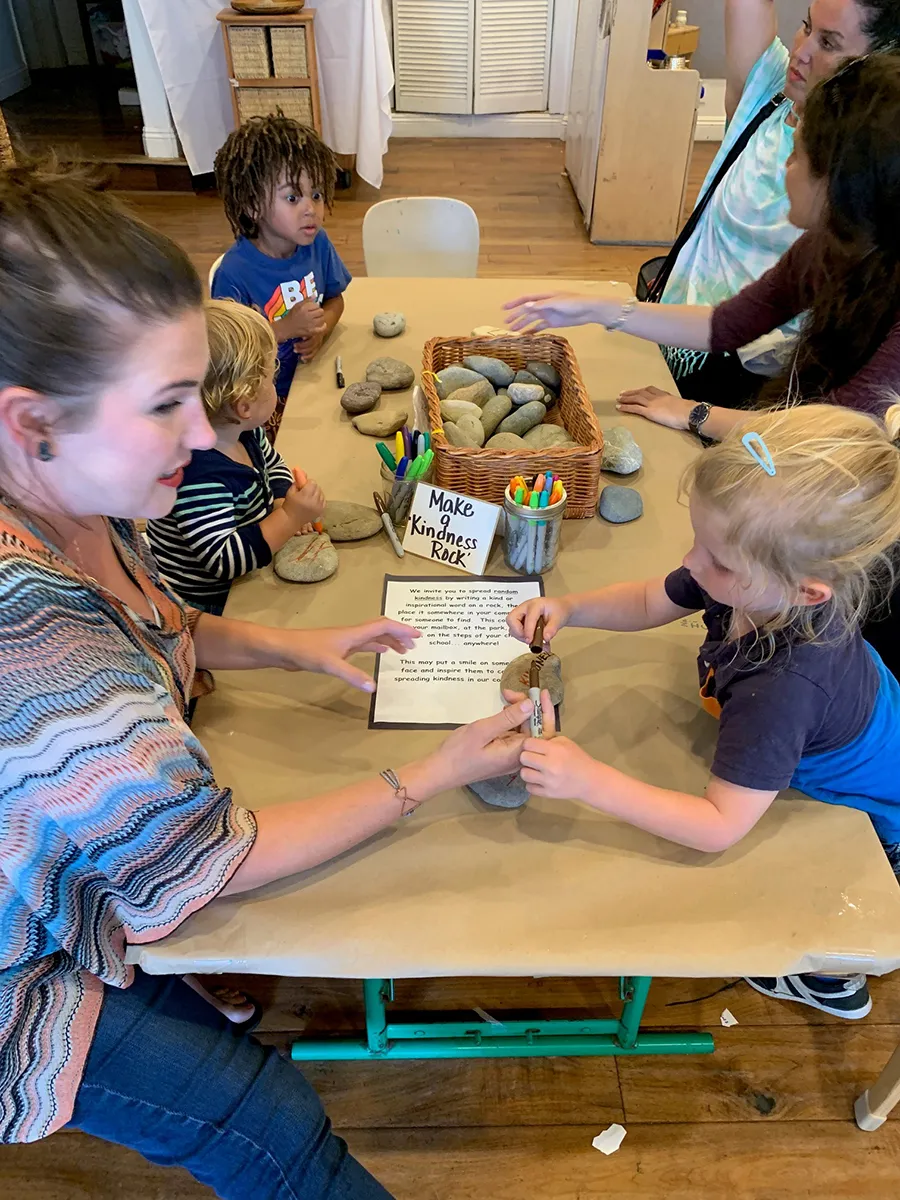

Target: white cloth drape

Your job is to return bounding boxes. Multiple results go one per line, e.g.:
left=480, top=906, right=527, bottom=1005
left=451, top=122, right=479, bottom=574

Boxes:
left=136, top=0, right=393, bottom=187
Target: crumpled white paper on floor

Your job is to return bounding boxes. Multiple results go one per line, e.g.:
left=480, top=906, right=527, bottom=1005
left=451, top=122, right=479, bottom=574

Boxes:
left=592, top=1123, right=627, bottom=1155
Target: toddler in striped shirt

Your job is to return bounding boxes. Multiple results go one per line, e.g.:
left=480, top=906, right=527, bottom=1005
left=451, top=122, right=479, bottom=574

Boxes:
left=148, top=299, right=324, bottom=611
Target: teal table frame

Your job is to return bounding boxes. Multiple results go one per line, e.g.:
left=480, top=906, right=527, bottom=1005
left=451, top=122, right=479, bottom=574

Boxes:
left=290, top=976, right=714, bottom=1062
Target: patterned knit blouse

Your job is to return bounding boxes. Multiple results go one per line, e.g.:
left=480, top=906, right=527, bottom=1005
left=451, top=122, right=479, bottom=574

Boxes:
left=0, top=506, right=257, bottom=1143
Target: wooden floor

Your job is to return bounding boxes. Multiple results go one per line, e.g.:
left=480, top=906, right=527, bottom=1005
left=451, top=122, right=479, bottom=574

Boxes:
left=3, top=137, right=899, bottom=1197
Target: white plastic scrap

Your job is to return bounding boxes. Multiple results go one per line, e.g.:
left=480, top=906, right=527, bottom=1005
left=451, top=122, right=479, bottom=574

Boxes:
left=592, top=1123, right=627, bottom=1155
left=720, top=1007, right=739, bottom=1027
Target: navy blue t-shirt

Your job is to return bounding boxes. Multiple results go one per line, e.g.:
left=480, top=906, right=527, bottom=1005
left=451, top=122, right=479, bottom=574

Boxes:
left=664, top=566, right=878, bottom=792
left=212, top=232, right=352, bottom=397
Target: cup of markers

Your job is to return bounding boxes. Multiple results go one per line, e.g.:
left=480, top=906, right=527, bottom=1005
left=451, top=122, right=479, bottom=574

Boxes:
left=376, top=426, right=435, bottom=525
left=503, top=472, right=567, bottom=575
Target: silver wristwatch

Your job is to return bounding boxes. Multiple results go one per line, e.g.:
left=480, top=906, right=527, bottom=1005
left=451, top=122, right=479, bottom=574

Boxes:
left=688, top=401, right=712, bottom=436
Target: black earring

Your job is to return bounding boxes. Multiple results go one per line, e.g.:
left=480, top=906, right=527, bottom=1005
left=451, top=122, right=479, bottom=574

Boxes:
left=37, top=440, right=54, bottom=463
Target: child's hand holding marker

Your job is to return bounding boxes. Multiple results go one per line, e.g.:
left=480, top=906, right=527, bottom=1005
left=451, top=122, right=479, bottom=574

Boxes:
left=284, top=466, right=326, bottom=534
left=507, top=596, right=572, bottom=645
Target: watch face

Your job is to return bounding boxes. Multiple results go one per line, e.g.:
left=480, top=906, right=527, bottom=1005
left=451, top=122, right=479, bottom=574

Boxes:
left=690, top=403, right=710, bottom=432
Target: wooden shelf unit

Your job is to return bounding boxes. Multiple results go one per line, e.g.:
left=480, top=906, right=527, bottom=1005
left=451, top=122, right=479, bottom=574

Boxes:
left=217, top=8, right=322, bottom=134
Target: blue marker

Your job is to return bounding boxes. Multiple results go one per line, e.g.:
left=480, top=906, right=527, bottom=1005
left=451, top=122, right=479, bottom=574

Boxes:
left=396, top=455, right=410, bottom=479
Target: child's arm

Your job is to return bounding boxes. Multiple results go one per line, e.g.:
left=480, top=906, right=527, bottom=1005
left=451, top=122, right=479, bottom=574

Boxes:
left=259, top=469, right=325, bottom=553
left=508, top=576, right=698, bottom=646
left=295, top=294, right=344, bottom=363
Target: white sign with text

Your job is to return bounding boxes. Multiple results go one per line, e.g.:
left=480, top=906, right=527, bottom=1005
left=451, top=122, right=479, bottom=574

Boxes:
left=402, top=484, right=501, bottom=576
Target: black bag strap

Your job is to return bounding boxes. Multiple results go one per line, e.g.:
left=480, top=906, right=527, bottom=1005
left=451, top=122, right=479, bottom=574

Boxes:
left=646, top=91, right=788, bottom=303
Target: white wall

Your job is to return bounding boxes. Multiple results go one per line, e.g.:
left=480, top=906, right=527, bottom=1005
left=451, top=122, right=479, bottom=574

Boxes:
left=687, top=0, right=808, bottom=78
left=0, top=0, right=29, bottom=99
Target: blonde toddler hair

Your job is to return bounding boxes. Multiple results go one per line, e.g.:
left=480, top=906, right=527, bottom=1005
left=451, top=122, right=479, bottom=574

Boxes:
left=201, top=298, right=277, bottom=424
left=684, top=404, right=900, bottom=646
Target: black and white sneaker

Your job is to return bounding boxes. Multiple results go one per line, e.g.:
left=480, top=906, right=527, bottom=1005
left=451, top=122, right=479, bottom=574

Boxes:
left=744, top=973, right=872, bottom=1019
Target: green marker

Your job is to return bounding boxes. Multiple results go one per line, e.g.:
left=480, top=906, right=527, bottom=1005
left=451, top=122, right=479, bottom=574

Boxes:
left=376, top=442, right=397, bottom=472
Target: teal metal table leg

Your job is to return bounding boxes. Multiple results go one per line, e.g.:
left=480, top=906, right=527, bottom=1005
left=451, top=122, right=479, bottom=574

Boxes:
left=290, top=976, right=715, bottom=1062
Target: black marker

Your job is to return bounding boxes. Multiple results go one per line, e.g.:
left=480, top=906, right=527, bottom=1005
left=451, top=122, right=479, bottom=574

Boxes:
left=335, top=355, right=345, bottom=389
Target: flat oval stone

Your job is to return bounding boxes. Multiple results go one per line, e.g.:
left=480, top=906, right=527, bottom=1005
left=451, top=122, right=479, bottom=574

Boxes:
left=340, top=381, right=381, bottom=414
left=468, top=774, right=530, bottom=809
left=440, top=398, right=484, bottom=423
left=485, top=432, right=528, bottom=450
left=508, top=382, right=546, bottom=407
left=274, top=533, right=338, bottom=583
left=463, top=354, right=515, bottom=387
left=601, top=426, right=643, bottom=474
left=501, top=652, right=564, bottom=706
left=522, top=424, right=575, bottom=449
left=481, top=394, right=513, bottom=438
left=514, top=369, right=543, bottom=387
left=366, top=357, right=415, bottom=390
left=450, top=379, right=495, bottom=407
left=598, top=485, right=643, bottom=524
left=322, top=501, right=383, bottom=541
left=455, top=413, right=485, bottom=447
left=497, top=400, right=547, bottom=437
left=352, top=408, right=408, bottom=437
left=526, top=361, right=561, bottom=392
left=373, top=312, right=405, bottom=338
left=435, top=365, right=486, bottom=399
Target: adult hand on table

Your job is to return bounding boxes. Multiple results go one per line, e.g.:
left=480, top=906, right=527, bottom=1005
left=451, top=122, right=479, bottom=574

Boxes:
left=616, top=386, right=694, bottom=431
left=425, top=699, right=536, bottom=790
left=278, top=618, right=421, bottom=693
left=507, top=595, right=573, bottom=646
left=503, top=291, right=613, bottom=332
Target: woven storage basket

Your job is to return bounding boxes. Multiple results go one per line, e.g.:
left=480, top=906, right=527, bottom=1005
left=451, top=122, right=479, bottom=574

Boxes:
left=270, top=26, right=309, bottom=77
left=228, top=27, right=272, bottom=78
left=422, top=335, right=602, bottom=519
left=237, top=86, right=313, bottom=125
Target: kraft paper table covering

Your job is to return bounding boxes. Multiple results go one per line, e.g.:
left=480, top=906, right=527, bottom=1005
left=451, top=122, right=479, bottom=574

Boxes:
left=127, top=279, right=900, bottom=981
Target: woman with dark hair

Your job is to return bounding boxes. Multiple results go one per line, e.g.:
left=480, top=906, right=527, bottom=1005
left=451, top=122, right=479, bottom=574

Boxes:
left=505, top=53, right=900, bottom=443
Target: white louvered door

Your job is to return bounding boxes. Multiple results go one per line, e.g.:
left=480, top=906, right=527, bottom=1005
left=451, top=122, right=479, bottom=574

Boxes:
left=474, top=0, right=553, bottom=114
left=393, top=0, right=475, bottom=115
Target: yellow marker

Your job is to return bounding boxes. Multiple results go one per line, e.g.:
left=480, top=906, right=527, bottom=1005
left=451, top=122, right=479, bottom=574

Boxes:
left=395, top=430, right=404, bottom=463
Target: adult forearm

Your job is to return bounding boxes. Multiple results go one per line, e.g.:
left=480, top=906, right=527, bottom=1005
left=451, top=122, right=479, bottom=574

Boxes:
left=614, top=302, right=713, bottom=350
left=191, top=613, right=293, bottom=671
left=222, top=759, right=444, bottom=895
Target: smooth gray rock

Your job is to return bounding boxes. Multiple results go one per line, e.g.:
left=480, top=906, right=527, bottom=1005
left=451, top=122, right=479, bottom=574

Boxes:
left=526, top=360, right=561, bottom=392
left=435, top=365, right=485, bottom=399
left=456, top=413, right=485, bottom=447
left=601, top=426, right=643, bottom=474
left=340, top=381, right=381, bottom=415
left=440, top=397, right=484, bottom=424
left=274, top=533, right=338, bottom=583
left=373, top=311, right=406, bottom=338
left=463, top=354, right=515, bottom=387
left=507, top=382, right=546, bottom=407
left=598, top=485, right=643, bottom=524
left=514, top=369, right=543, bottom=387
left=352, top=408, right=408, bottom=437
left=501, top=652, right=564, bottom=706
left=485, top=432, right=528, bottom=450
left=468, top=775, right=530, bottom=809
left=497, top=400, right=547, bottom=437
left=522, top=424, right=575, bottom=449
left=322, top=501, right=383, bottom=541
left=480, top=394, right=513, bottom=438
left=366, top=357, right=415, bottom=390
left=450, top=378, right=495, bottom=408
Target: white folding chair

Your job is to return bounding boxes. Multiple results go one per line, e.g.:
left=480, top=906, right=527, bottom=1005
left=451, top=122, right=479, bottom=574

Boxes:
left=362, top=197, right=480, bottom=277
left=208, top=253, right=224, bottom=293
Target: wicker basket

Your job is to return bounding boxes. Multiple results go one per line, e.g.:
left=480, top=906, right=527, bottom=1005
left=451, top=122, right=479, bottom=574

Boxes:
left=236, top=86, right=313, bottom=125
left=228, top=27, right=272, bottom=78
left=270, top=26, right=309, bottom=77
left=422, top=335, right=603, bottom=519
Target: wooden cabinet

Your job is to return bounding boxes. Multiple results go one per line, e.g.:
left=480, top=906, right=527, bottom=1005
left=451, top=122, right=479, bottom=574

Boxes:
left=216, top=8, right=321, bottom=132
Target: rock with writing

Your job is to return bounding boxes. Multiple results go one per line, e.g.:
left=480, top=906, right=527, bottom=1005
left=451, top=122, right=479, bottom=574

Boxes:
left=352, top=408, right=408, bottom=437
left=500, top=652, right=564, bottom=706
left=601, top=426, right=643, bottom=474
left=435, top=365, right=486, bottom=399
left=366, top=357, right=415, bottom=390
left=481, top=393, right=513, bottom=438
left=468, top=774, right=530, bottom=810
left=274, top=533, right=338, bottom=583
left=321, top=501, right=383, bottom=541
left=497, top=400, right=546, bottom=437
left=340, top=381, right=381, bottom=414
left=373, top=312, right=405, bottom=338
left=463, top=354, right=515, bottom=387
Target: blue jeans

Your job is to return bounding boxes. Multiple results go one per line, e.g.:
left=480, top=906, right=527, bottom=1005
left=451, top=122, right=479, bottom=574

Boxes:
left=68, top=969, right=393, bottom=1200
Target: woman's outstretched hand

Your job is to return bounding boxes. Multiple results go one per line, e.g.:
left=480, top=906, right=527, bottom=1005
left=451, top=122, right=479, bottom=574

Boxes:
left=279, top=618, right=421, bottom=692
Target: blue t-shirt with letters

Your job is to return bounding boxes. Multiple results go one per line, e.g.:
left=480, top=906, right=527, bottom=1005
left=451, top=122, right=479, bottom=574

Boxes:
left=212, top=231, right=352, bottom=397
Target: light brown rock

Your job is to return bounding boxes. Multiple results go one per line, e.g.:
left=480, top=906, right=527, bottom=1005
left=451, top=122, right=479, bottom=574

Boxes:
left=352, top=409, right=408, bottom=437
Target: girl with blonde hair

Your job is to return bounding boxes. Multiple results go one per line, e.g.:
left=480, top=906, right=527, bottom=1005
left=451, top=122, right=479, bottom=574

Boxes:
left=508, top=404, right=900, bottom=1020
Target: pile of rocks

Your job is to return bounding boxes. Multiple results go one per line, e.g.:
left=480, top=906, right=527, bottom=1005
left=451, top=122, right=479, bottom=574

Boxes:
left=434, top=355, right=577, bottom=451
left=273, top=501, right=384, bottom=584
left=341, top=355, right=416, bottom=437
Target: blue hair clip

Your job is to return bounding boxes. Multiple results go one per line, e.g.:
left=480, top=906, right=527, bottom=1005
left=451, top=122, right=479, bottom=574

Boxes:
left=741, top=432, right=776, bottom=476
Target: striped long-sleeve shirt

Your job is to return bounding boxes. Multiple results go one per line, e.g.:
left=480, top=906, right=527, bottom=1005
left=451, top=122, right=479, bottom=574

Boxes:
left=147, top=427, right=294, bottom=609
left=0, top=509, right=256, bottom=1143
